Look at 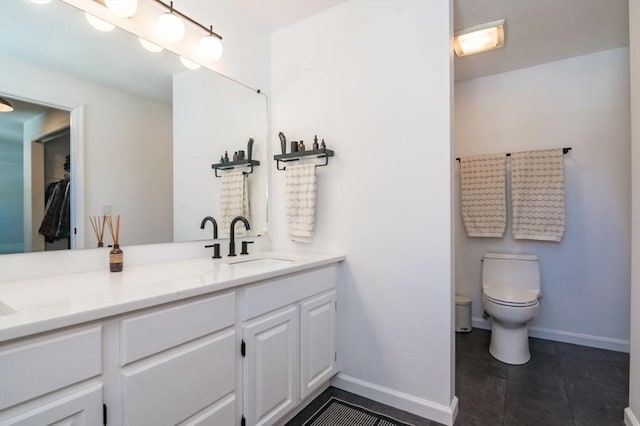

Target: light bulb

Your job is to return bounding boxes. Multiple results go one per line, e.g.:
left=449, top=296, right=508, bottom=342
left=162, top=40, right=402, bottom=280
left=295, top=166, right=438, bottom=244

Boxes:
left=180, top=57, right=201, bottom=70
left=105, top=0, right=138, bottom=18
left=197, top=35, right=223, bottom=61
left=157, top=12, right=185, bottom=43
left=138, top=37, right=164, bottom=53
left=85, top=13, right=115, bottom=32
left=29, top=0, right=52, bottom=4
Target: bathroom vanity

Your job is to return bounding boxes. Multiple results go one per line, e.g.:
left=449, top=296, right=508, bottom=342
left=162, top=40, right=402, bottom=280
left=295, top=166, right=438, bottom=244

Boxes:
left=0, top=252, right=344, bottom=426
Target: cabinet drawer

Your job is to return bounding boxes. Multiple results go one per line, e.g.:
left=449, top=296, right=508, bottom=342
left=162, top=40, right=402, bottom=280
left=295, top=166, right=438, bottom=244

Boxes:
left=121, top=330, right=236, bottom=426
left=120, top=292, right=235, bottom=365
left=178, top=394, right=236, bottom=426
left=242, top=266, right=336, bottom=320
left=0, top=326, right=102, bottom=410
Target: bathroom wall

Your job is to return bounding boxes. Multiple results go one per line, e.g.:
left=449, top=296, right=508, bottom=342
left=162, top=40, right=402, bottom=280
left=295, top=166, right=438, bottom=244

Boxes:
left=270, top=1, right=456, bottom=424
left=627, top=1, right=639, bottom=423
left=454, top=48, right=631, bottom=351
left=0, top=54, right=173, bottom=248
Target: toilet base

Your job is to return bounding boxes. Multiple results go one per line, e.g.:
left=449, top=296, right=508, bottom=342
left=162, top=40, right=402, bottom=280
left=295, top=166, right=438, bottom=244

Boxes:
left=489, top=321, right=531, bottom=365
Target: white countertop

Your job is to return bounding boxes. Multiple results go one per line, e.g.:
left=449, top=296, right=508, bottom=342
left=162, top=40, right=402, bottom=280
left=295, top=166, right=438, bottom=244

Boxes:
left=0, top=251, right=344, bottom=343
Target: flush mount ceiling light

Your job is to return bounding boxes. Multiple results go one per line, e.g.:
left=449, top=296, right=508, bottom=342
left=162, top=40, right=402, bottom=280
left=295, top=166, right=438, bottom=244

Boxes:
left=85, top=12, right=116, bottom=32
left=454, top=19, right=505, bottom=57
left=139, top=37, right=164, bottom=52
left=29, top=0, right=52, bottom=4
left=105, top=0, right=138, bottom=18
left=0, top=97, right=14, bottom=113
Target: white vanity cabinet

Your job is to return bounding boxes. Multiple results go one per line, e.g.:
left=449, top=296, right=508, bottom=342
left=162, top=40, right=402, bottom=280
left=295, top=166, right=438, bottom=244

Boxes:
left=114, top=292, right=238, bottom=426
left=0, top=326, right=104, bottom=425
left=241, top=266, right=338, bottom=426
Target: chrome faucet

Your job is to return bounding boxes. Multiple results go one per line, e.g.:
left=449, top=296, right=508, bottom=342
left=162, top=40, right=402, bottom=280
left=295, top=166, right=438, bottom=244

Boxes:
left=200, top=216, right=221, bottom=258
left=228, top=216, right=250, bottom=256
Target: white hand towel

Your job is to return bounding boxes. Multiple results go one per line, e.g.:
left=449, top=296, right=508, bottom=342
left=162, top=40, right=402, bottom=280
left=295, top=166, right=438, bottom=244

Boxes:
left=286, top=164, right=317, bottom=243
left=460, top=154, right=507, bottom=237
left=221, top=171, right=250, bottom=236
left=511, top=149, right=565, bottom=242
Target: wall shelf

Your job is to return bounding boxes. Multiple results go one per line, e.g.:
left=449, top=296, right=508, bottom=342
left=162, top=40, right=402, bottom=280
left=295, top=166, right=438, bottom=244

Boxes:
left=211, top=159, right=260, bottom=178
left=273, top=149, right=334, bottom=171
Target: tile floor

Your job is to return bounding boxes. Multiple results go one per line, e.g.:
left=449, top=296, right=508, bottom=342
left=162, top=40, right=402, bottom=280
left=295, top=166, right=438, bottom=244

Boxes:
left=455, top=328, right=629, bottom=426
left=288, top=328, right=630, bottom=426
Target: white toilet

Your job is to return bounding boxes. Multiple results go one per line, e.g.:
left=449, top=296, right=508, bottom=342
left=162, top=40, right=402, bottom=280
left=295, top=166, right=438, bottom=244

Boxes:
left=482, top=253, right=541, bottom=365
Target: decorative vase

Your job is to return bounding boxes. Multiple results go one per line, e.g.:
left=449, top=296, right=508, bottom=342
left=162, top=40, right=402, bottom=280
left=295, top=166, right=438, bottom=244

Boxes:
left=110, top=244, right=123, bottom=272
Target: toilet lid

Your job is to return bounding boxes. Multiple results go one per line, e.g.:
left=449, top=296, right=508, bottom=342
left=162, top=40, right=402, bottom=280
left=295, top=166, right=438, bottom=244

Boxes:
left=483, top=285, right=538, bottom=306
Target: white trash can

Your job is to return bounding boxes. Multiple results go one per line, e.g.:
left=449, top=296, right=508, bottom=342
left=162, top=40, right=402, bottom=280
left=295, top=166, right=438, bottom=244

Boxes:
left=455, top=295, right=472, bottom=333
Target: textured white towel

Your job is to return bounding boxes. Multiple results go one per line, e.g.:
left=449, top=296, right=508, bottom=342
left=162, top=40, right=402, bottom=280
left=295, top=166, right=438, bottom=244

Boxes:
left=511, top=149, right=565, bottom=242
left=460, top=154, right=507, bottom=237
left=220, top=172, right=250, bottom=236
left=286, top=164, right=317, bottom=243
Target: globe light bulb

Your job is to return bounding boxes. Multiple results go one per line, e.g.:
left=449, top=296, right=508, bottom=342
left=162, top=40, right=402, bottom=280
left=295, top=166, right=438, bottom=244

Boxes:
left=157, top=12, right=185, bottom=43
left=197, top=35, right=223, bottom=62
left=138, top=37, right=164, bottom=53
left=85, top=13, right=115, bottom=32
left=105, top=0, right=138, bottom=18
left=180, top=56, right=201, bottom=70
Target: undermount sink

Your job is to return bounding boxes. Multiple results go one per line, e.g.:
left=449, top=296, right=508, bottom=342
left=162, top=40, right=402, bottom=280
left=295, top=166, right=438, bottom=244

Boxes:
left=0, top=300, right=17, bottom=316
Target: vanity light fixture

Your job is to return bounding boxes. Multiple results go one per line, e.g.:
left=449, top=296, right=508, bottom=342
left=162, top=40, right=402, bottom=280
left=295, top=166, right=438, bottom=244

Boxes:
left=139, top=37, right=164, bottom=53
left=156, top=2, right=185, bottom=42
left=180, top=56, right=201, bottom=70
left=104, top=0, right=138, bottom=18
left=454, top=19, right=505, bottom=57
left=85, top=12, right=116, bottom=32
left=0, top=97, right=14, bottom=113
left=198, top=29, right=223, bottom=62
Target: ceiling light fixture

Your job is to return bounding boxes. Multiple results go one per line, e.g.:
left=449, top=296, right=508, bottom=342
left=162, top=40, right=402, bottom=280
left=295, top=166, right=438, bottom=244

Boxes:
left=105, top=0, right=138, bottom=18
left=29, top=0, right=52, bottom=4
left=0, top=97, right=14, bottom=113
left=139, top=37, right=164, bottom=53
left=454, top=19, right=505, bottom=57
left=85, top=12, right=116, bottom=32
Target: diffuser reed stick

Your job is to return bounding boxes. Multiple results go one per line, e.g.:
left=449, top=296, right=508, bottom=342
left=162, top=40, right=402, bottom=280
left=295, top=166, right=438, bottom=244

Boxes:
left=105, top=215, right=123, bottom=272
left=89, top=215, right=106, bottom=247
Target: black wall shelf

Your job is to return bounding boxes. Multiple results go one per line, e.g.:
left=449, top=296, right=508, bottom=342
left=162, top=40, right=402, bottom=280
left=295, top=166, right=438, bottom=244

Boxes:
left=273, top=149, right=334, bottom=171
left=211, top=159, right=260, bottom=177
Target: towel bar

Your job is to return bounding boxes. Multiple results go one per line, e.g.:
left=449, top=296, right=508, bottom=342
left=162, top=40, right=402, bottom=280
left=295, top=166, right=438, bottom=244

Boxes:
left=455, top=147, right=571, bottom=162
left=273, top=148, right=334, bottom=171
left=211, top=159, right=260, bottom=178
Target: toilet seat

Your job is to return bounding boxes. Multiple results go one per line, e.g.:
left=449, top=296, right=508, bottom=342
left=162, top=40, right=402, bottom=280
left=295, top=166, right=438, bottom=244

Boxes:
left=483, top=285, right=538, bottom=307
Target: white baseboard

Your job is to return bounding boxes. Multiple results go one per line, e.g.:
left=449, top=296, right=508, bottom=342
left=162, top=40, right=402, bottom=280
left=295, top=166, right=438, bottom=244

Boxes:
left=625, top=407, right=640, bottom=426
left=472, top=317, right=630, bottom=353
left=331, top=373, right=458, bottom=426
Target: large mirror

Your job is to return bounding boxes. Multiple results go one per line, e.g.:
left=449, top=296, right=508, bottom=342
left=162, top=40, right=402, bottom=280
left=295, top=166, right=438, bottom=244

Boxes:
left=0, top=0, right=268, bottom=255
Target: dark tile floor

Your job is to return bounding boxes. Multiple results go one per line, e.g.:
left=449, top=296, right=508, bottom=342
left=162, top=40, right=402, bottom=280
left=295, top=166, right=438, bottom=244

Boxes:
left=455, top=328, right=630, bottom=426
left=287, top=329, right=629, bottom=426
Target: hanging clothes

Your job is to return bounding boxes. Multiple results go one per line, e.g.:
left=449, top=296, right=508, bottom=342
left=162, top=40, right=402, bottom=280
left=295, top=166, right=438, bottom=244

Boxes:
left=39, top=175, right=71, bottom=243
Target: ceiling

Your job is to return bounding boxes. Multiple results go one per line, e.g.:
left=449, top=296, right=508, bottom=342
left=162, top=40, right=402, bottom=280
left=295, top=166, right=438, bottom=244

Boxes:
left=232, top=0, right=345, bottom=31
left=453, top=0, right=629, bottom=81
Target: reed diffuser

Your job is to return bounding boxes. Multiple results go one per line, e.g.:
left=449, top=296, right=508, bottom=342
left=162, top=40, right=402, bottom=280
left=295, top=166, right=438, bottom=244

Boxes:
left=89, top=215, right=106, bottom=248
left=105, top=215, right=123, bottom=272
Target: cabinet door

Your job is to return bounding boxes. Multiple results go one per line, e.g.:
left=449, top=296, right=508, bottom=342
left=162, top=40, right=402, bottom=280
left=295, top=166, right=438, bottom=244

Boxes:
left=300, top=291, right=337, bottom=399
left=243, top=306, right=299, bottom=426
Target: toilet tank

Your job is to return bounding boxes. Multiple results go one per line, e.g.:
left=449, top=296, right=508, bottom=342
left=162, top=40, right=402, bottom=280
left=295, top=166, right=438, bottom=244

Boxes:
left=482, top=253, right=541, bottom=296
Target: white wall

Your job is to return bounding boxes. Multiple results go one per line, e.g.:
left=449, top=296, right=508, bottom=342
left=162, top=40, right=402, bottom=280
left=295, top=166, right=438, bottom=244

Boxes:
left=271, top=1, right=456, bottom=424
left=627, top=1, right=639, bottom=424
left=0, top=54, right=173, bottom=248
left=454, top=48, right=631, bottom=351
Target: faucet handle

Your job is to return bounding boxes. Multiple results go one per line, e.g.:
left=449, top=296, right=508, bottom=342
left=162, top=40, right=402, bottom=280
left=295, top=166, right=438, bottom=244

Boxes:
left=205, top=243, right=221, bottom=259
left=240, top=241, right=254, bottom=255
